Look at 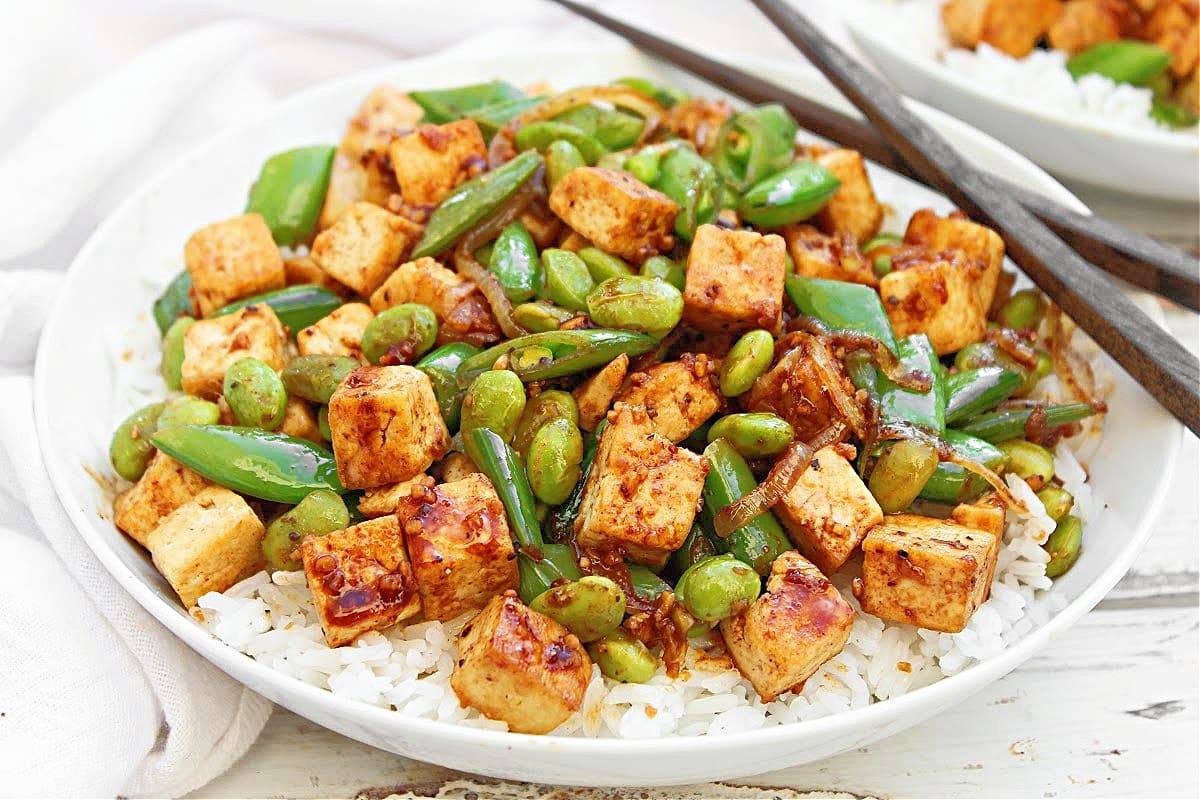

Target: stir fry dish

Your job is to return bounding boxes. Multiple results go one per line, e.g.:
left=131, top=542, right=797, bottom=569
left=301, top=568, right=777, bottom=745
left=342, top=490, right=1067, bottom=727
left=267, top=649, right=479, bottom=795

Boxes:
left=941, top=0, right=1199, bottom=126
left=109, top=76, right=1104, bottom=734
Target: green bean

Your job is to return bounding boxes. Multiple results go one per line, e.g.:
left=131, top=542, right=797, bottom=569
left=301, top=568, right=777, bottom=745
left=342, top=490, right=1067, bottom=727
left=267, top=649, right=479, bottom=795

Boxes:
left=513, top=121, right=605, bottom=164
left=868, top=439, right=940, bottom=514
left=223, top=357, right=288, bottom=430
left=281, top=355, right=359, bottom=404
left=460, top=369, right=527, bottom=442
left=109, top=402, right=165, bottom=481
left=529, top=575, right=626, bottom=643
left=317, top=405, right=331, bottom=441
left=512, top=301, right=575, bottom=332
left=470, top=95, right=546, bottom=140
left=1036, top=485, right=1074, bottom=522
left=489, top=221, right=541, bottom=303
left=157, top=396, right=220, bottom=431
left=674, top=554, right=761, bottom=624
left=152, top=271, right=194, bottom=336
left=586, top=275, right=683, bottom=339
left=513, top=390, right=579, bottom=457
left=945, top=367, right=1023, bottom=426
left=997, top=439, right=1055, bottom=486
left=262, top=489, right=349, bottom=571
left=737, top=160, right=841, bottom=228
left=362, top=303, right=438, bottom=365
left=457, top=329, right=657, bottom=387
left=577, top=247, right=634, bottom=284
left=953, top=402, right=1096, bottom=443
left=208, top=285, right=342, bottom=336
left=999, top=289, right=1046, bottom=330
left=526, top=418, right=584, bottom=505
left=719, top=329, right=775, bottom=397
left=706, top=413, right=794, bottom=459
left=160, top=316, right=194, bottom=391
left=953, top=342, right=1040, bottom=395
left=541, top=249, right=595, bottom=312
left=1044, top=514, right=1083, bottom=578
left=545, top=139, right=586, bottom=190
left=587, top=629, right=658, bottom=683
left=639, top=255, right=685, bottom=291
left=668, top=523, right=718, bottom=577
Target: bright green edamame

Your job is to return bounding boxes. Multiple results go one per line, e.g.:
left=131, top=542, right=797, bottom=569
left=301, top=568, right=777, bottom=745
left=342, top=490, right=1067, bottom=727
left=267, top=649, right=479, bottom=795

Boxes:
left=719, top=329, right=775, bottom=397
left=577, top=247, right=634, bottom=284
left=223, top=357, right=288, bottom=430
left=362, top=303, right=438, bottom=365
left=587, top=629, right=658, bottom=683
left=545, top=139, right=586, bottom=189
left=542, top=249, right=595, bottom=312
left=513, top=390, right=579, bottom=456
left=674, top=554, right=761, bottom=624
left=161, top=316, right=194, bottom=391
left=868, top=439, right=940, bottom=514
left=157, top=396, right=220, bottom=431
left=460, top=370, right=526, bottom=442
left=1036, top=485, right=1074, bottom=522
left=1000, top=289, right=1045, bottom=330
left=586, top=275, right=683, bottom=340
left=1044, top=514, right=1083, bottom=578
left=262, top=489, right=350, bottom=571
left=997, top=439, right=1055, bottom=485
left=529, top=575, right=626, bottom=643
left=281, top=355, right=358, bottom=404
left=526, top=418, right=584, bottom=505
left=512, top=301, right=575, bottom=332
left=109, top=402, right=165, bottom=481
left=706, top=413, right=794, bottom=459
left=639, top=255, right=685, bottom=291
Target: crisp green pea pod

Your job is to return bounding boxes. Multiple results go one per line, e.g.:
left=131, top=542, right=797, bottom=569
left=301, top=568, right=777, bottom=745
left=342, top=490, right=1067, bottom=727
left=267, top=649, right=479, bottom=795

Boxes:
left=623, top=147, right=662, bottom=185
left=153, top=271, right=194, bottom=336
left=586, top=275, right=683, bottom=339
left=109, top=402, right=165, bottom=481
left=577, top=247, right=634, bottom=284
left=513, top=121, right=606, bottom=164
left=1151, top=98, right=1199, bottom=129
left=655, top=145, right=722, bottom=240
left=460, top=370, right=527, bottom=442
left=470, top=95, right=546, bottom=140
left=588, top=629, right=658, bottom=683
left=639, top=255, right=685, bottom=291
left=918, top=430, right=1008, bottom=504
left=785, top=274, right=898, bottom=354
left=997, top=439, right=1055, bottom=485
left=711, top=103, right=798, bottom=193
left=529, top=575, right=626, bottom=643
left=674, top=554, right=762, bottom=624
left=719, top=329, right=775, bottom=397
left=157, top=396, right=220, bottom=431
left=706, top=414, right=794, bottom=459
left=545, top=139, right=586, bottom=190
left=457, top=329, right=657, bottom=386
left=208, top=285, right=342, bottom=336
left=614, top=76, right=686, bottom=108
left=868, top=439, right=940, bottom=514
left=416, top=342, right=481, bottom=433
left=262, top=489, right=349, bottom=571
left=669, top=523, right=718, bottom=577
left=245, top=145, right=336, bottom=247
left=738, top=160, right=840, bottom=228
left=542, top=249, right=596, bottom=312
left=1036, top=485, right=1074, bottom=522
left=1000, top=289, right=1046, bottom=330
left=224, top=357, right=288, bottom=430
left=513, top=390, right=579, bottom=457
left=1044, top=515, right=1083, bottom=578
left=701, top=439, right=791, bottom=576
left=362, top=303, right=438, bottom=365
left=517, top=543, right=583, bottom=603
left=281, top=355, right=358, bottom=404
left=945, top=367, right=1023, bottom=426
left=317, top=405, right=331, bottom=441
left=954, top=402, right=1096, bottom=443
left=489, top=221, right=542, bottom=303
left=1066, top=40, right=1170, bottom=85
left=555, top=105, right=644, bottom=150
left=526, top=418, right=583, bottom=505
left=512, top=301, right=575, bottom=332
left=410, top=80, right=526, bottom=123
left=160, top=316, right=194, bottom=391
left=627, top=564, right=672, bottom=603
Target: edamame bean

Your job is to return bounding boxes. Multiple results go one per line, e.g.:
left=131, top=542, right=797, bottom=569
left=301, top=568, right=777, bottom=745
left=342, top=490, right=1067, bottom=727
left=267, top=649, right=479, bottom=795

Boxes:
left=512, top=301, right=575, bottom=332
left=1044, top=514, right=1083, bottom=578
left=639, top=255, right=685, bottom=291
left=109, top=402, right=164, bottom=481
left=529, top=575, right=626, bottom=642
left=281, top=355, right=358, bottom=404
left=513, top=390, right=579, bottom=456
left=160, top=316, right=194, bottom=391
left=586, top=629, right=658, bottom=683
left=526, top=418, right=584, bottom=505
left=1036, top=485, right=1074, bottom=522
left=541, top=249, right=595, bottom=312
left=362, top=303, right=438, bottom=365
left=706, top=413, right=794, bottom=459
left=157, top=396, right=220, bottom=430
left=546, top=139, right=586, bottom=190
left=577, top=247, right=634, bottom=284
left=585, top=275, right=683, bottom=339
left=673, top=554, right=761, bottom=623
left=460, top=369, right=526, bottom=442
left=262, top=489, right=350, bottom=571
left=997, top=439, right=1055, bottom=487
left=1000, top=289, right=1045, bottom=330
left=223, top=357, right=288, bottom=430
left=868, top=439, right=940, bottom=514
left=317, top=405, right=331, bottom=441
left=719, top=329, right=775, bottom=397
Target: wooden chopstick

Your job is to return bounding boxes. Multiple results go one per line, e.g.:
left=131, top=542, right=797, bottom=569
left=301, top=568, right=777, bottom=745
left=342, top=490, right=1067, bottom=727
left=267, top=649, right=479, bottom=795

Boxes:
left=550, top=0, right=1200, bottom=435
left=549, top=0, right=1200, bottom=312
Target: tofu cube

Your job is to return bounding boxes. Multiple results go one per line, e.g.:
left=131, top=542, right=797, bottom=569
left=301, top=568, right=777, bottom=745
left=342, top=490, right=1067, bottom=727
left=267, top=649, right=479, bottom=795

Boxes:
left=547, top=167, right=677, bottom=262
left=879, top=250, right=989, bottom=355
left=436, top=452, right=482, bottom=484
left=1047, top=0, right=1123, bottom=54
left=1146, top=3, right=1199, bottom=78
left=113, top=451, right=210, bottom=547
left=721, top=551, right=855, bottom=701
left=574, top=404, right=708, bottom=568
left=573, top=353, right=629, bottom=432
left=342, top=84, right=424, bottom=158
left=856, top=514, right=1000, bottom=633
left=283, top=256, right=352, bottom=298
left=311, top=202, right=422, bottom=296
left=327, top=365, right=451, bottom=489
left=357, top=474, right=435, bottom=518
left=369, top=257, right=500, bottom=347
left=145, top=487, right=265, bottom=608
left=743, top=332, right=856, bottom=443
left=396, top=473, right=519, bottom=621
left=451, top=591, right=591, bottom=734
left=782, top=224, right=877, bottom=287
left=279, top=398, right=322, bottom=443
left=180, top=304, right=289, bottom=399
left=905, top=208, right=1005, bottom=311
left=301, top=515, right=422, bottom=647
left=297, top=302, right=375, bottom=363
left=813, top=149, right=884, bottom=244
left=774, top=446, right=883, bottom=575
left=615, top=354, right=721, bottom=442
left=388, top=120, right=488, bottom=208
left=951, top=494, right=1007, bottom=538
left=682, top=224, right=786, bottom=334
left=519, top=208, right=563, bottom=249
left=942, top=0, right=1063, bottom=57
left=184, top=213, right=285, bottom=316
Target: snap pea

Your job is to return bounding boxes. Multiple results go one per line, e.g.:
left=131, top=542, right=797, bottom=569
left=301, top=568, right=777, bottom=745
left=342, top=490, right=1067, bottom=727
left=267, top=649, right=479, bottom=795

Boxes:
left=997, top=439, right=1055, bottom=485
left=737, top=160, right=840, bottom=228
left=109, top=402, right=165, bottom=481
left=639, top=255, right=685, bottom=291
left=614, top=76, right=687, bottom=108
left=460, top=369, right=527, bottom=442
left=954, top=403, right=1097, bottom=443
left=945, top=367, right=1023, bottom=426
left=868, top=439, right=940, bottom=513
left=487, top=221, right=542, bottom=303
left=654, top=144, right=722, bottom=240
left=152, top=271, right=194, bottom=336
left=623, top=146, right=664, bottom=185
left=511, top=301, right=575, bottom=332
left=862, top=233, right=902, bottom=253
left=517, top=543, right=583, bottom=603
left=668, top=523, right=719, bottom=577
left=244, top=145, right=336, bottom=247
left=719, top=329, right=775, bottom=397
left=262, top=489, right=349, bottom=571
left=711, top=103, right=798, bottom=193
left=1044, top=514, right=1083, bottom=578
left=317, top=405, right=331, bottom=441
left=157, top=396, right=220, bottom=430
left=529, top=575, right=626, bottom=643
left=223, top=357, right=288, bottom=430
left=785, top=274, right=898, bottom=354
left=208, top=285, right=343, bottom=336
left=701, top=439, right=792, bottom=576
left=1036, top=485, right=1074, bottom=522
left=361, top=303, right=438, bottom=365
left=416, top=341, right=482, bottom=375
left=410, top=80, right=526, bottom=124
left=151, top=424, right=343, bottom=503
left=456, top=329, right=657, bottom=387
left=877, top=334, right=947, bottom=434
left=1150, top=98, right=1199, bottom=130
left=587, top=629, right=658, bottom=683
left=415, top=342, right=481, bottom=433
left=469, top=95, right=546, bottom=140
left=281, top=355, right=358, bottom=404
left=161, top=316, right=194, bottom=391
left=577, top=247, right=634, bottom=284
left=1066, top=40, right=1170, bottom=86
left=674, top=554, right=761, bottom=624
left=954, top=341, right=1041, bottom=397
left=545, top=420, right=606, bottom=544
left=513, top=390, right=579, bottom=457
left=586, top=275, right=683, bottom=339
left=545, top=139, right=586, bottom=190
left=527, top=418, right=584, bottom=505
left=999, top=289, right=1045, bottom=330
left=542, top=249, right=596, bottom=312
left=513, top=121, right=606, bottom=164
left=627, top=564, right=672, bottom=603
left=706, top=413, right=794, bottom=459
left=918, top=429, right=1008, bottom=504
left=554, top=104, right=645, bottom=151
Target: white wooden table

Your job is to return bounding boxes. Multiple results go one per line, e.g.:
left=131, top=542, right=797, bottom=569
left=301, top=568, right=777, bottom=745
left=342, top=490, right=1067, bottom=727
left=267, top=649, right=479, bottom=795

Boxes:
left=195, top=186, right=1199, bottom=799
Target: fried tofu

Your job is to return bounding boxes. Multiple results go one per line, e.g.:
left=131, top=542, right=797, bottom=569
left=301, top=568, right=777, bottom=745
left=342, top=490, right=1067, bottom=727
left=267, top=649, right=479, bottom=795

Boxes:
left=395, top=473, right=519, bottom=621
left=184, top=213, right=285, bottom=317
left=855, top=514, right=1000, bottom=633
left=357, top=474, right=435, bottom=518
left=774, top=446, right=883, bottom=575
left=297, top=302, right=375, bottom=363
left=574, top=404, right=708, bottom=568
left=435, top=452, right=481, bottom=484
left=301, top=515, right=422, bottom=647
left=310, top=202, right=422, bottom=296
left=1145, top=1, right=1199, bottom=77
left=283, top=256, right=353, bottom=298
left=721, top=551, right=855, bottom=701
left=1047, top=0, right=1124, bottom=54
left=180, top=304, right=289, bottom=400
left=813, top=149, right=884, bottom=244
left=942, top=0, right=1063, bottom=57
left=573, top=353, right=629, bottom=432
left=782, top=224, right=877, bottom=287
left=682, top=224, right=787, bottom=335
left=905, top=208, right=1005, bottom=311
left=113, top=451, right=210, bottom=547
left=279, top=398, right=322, bottom=443
left=389, top=120, right=487, bottom=208
left=615, top=354, right=721, bottom=443
left=451, top=591, right=591, bottom=734
left=548, top=167, right=677, bottom=263
left=145, top=487, right=265, bottom=608
left=369, top=256, right=500, bottom=347
left=743, top=332, right=856, bottom=443
left=327, top=365, right=451, bottom=489
left=880, top=250, right=989, bottom=356
left=951, top=495, right=1007, bottom=538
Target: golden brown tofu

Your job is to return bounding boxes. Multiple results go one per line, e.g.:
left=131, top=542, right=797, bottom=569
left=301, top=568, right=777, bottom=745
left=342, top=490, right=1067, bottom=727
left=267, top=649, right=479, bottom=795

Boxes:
left=682, top=224, right=787, bottom=334
left=905, top=208, right=1005, bottom=311
left=774, top=446, right=883, bottom=575
left=113, top=452, right=210, bottom=547
left=951, top=494, right=1007, bottom=538
left=389, top=120, right=488, bottom=208
left=451, top=591, right=591, bottom=734
left=395, top=473, right=519, bottom=622
left=743, top=332, right=856, bottom=443
left=180, top=304, right=289, bottom=400
left=435, top=451, right=481, bottom=484
left=283, top=256, right=353, bottom=298
left=942, top=0, right=1064, bottom=57
left=357, top=474, right=435, bottom=518
left=615, top=354, right=722, bottom=443
left=279, top=398, right=322, bottom=443
left=880, top=250, right=989, bottom=356
left=327, top=365, right=451, bottom=490
left=1145, top=1, right=1199, bottom=77
left=813, top=149, right=884, bottom=244
left=301, top=515, right=422, bottom=647
left=520, top=206, right=563, bottom=249
left=297, top=302, right=375, bottom=363
left=548, top=167, right=677, bottom=263
left=145, top=487, right=265, bottom=608
left=660, top=98, right=734, bottom=156
left=311, top=202, right=422, bottom=296
left=317, top=152, right=370, bottom=233
left=855, top=514, right=1000, bottom=633
left=184, top=213, right=285, bottom=317
left=1048, top=0, right=1124, bottom=54
left=721, top=551, right=855, bottom=701
left=343, top=85, right=424, bottom=158
left=369, top=257, right=501, bottom=347
left=1179, top=66, right=1199, bottom=114
left=573, top=353, right=629, bottom=433
left=782, top=224, right=877, bottom=287
left=574, top=405, right=708, bottom=568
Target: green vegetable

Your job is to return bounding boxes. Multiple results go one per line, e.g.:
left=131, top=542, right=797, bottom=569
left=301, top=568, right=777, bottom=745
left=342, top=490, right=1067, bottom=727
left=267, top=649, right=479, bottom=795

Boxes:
left=711, top=103, right=799, bottom=193
left=160, top=316, right=194, bottom=391
left=719, top=329, right=775, bottom=397
left=469, top=95, right=546, bottom=140
left=554, top=104, right=645, bottom=150
left=526, top=418, right=584, bottom=505
left=577, top=247, right=634, bottom=284
left=706, top=413, right=794, bottom=459
left=317, top=405, right=331, bottom=441
left=701, top=439, right=792, bottom=576
left=1066, top=40, right=1171, bottom=86
left=361, top=303, right=438, bottom=365
left=868, top=439, right=940, bottom=513
left=654, top=144, right=722, bottom=240
left=1036, top=485, right=1074, bottom=522
left=1044, top=515, right=1083, bottom=578
left=999, top=289, right=1046, bottom=330
left=208, top=284, right=343, bottom=336
left=152, top=271, right=194, bottom=336
left=877, top=335, right=947, bottom=434
left=456, top=329, right=658, bottom=387
left=586, top=275, right=684, bottom=339
left=262, top=489, right=349, bottom=571
left=545, top=139, right=587, bottom=189
left=545, top=420, right=605, bottom=544
left=737, top=160, right=840, bottom=228
left=614, top=76, right=687, bottom=108
left=627, top=564, right=672, bottom=603
left=542, top=248, right=596, bottom=312
left=862, top=233, right=902, bottom=253
left=623, top=146, right=663, bottom=185
left=223, top=357, right=288, bottom=430
left=529, top=576, right=626, bottom=642
left=639, top=255, right=685, bottom=291
left=109, top=402, right=165, bottom=481
left=280, top=355, right=358, bottom=404
left=487, top=221, right=542, bottom=303
left=514, top=121, right=606, bottom=164
left=513, top=390, right=579, bottom=457
left=157, top=396, right=220, bottom=431
left=997, top=439, right=1055, bottom=485
left=674, top=554, right=761, bottom=624
left=668, top=523, right=719, bottom=577
left=955, top=402, right=1097, bottom=443
left=416, top=342, right=482, bottom=433
left=587, top=629, right=658, bottom=683
left=785, top=274, right=898, bottom=353
left=244, top=145, right=336, bottom=247
left=511, top=301, right=575, bottom=332
left=1150, top=98, right=1199, bottom=129
left=945, top=367, right=1023, bottom=426
left=918, top=430, right=1008, bottom=504
left=410, top=80, right=526, bottom=124
left=460, top=369, right=527, bottom=442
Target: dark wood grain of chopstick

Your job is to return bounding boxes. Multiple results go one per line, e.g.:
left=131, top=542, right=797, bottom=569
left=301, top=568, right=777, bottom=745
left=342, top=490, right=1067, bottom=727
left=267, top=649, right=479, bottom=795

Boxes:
left=549, top=0, right=1200, bottom=312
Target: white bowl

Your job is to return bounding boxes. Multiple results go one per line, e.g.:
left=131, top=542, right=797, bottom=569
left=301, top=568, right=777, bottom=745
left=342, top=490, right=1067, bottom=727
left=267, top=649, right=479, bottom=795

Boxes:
left=33, top=44, right=1181, bottom=786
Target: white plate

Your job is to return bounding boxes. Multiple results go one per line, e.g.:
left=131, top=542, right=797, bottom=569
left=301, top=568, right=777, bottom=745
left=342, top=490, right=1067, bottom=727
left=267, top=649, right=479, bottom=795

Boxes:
left=34, top=43, right=1181, bottom=786
left=845, top=13, right=1200, bottom=202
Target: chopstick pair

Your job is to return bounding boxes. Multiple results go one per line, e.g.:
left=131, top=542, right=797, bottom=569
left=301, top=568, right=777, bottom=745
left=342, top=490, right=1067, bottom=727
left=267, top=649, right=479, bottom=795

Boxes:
left=551, top=0, right=1200, bottom=436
